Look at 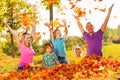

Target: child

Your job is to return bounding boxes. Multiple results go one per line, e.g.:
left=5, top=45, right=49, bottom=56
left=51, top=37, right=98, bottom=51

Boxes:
left=45, top=19, right=69, bottom=64
left=41, top=43, right=60, bottom=68
left=71, top=46, right=84, bottom=64
left=74, top=47, right=83, bottom=57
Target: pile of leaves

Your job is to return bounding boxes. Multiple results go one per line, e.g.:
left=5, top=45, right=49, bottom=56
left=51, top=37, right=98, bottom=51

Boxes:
left=0, top=55, right=120, bottom=80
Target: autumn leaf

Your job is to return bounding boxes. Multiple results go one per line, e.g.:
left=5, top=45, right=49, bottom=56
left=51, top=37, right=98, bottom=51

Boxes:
left=35, top=32, right=40, bottom=35
left=74, top=7, right=86, bottom=17
left=94, top=7, right=106, bottom=12
left=69, top=0, right=81, bottom=9
left=34, top=32, right=41, bottom=41
left=20, top=13, right=37, bottom=30
left=94, top=0, right=103, bottom=2
left=68, top=25, right=70, bottom=28
left=114, top=16, right=117, bottom=19
left=43, top=32, right=46, bottom=35
left=47, top=0, right=59, bottom=5
left=34, top=35, right=41, bottom=41
left=1, top=55, right=120, bottom=79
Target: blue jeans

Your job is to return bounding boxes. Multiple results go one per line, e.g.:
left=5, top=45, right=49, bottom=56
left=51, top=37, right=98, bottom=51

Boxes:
left=57, top=56, right=69, bottom=64
left=18, top=66, right=24, bottom=70
left=18, top=66, right=35, bottom=71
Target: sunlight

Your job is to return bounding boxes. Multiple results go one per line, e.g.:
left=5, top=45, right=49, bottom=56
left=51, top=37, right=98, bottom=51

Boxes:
left=26, top=0, right=120, bottom=40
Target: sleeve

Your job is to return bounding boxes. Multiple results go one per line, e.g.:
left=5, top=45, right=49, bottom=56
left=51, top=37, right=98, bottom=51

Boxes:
left=61, top=37, right=66, bottom=42
left=97, top=29, right=104, bottom=36
left=83, top=31, right=88, bottom=38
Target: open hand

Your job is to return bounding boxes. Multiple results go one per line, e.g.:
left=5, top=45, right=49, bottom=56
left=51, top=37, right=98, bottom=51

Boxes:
left=73, top=15, right=79, bottom=21
left=44, top=22, right=50, bottom=27
left=28, top=63, right=35, bottom=68
left=3, top=20, right=8, bottom=27
left=44, top=22, right=53, bottom=30
left=109, top=4, right=114, bottom=12
left=3, top=20, right=7, bottom=25
left=62, top=19, right=66, bottom=24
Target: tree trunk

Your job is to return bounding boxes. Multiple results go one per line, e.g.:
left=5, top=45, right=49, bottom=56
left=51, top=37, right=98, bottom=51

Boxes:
left=9, top=0, right=15, bottom=58
left=10, top=33, right=15, bottom=58
left=10, top=7, right=15, bottom=58
left=49, top=3, right=53, bottom=21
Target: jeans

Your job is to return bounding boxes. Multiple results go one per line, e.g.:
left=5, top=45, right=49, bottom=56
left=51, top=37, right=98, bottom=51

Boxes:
left=57, top=56, right=69, bottom=64
left=17, top=66, right=24, bottom=70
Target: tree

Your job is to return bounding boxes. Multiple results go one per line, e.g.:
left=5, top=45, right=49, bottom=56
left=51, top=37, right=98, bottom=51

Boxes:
left=103, top=27, right=112, bottom=42
left=112, top=25, right=120, bottom=44
left=116, top=25, right=120, bottom=39
left=0, top=0, right=37, bottom=57
left=41, top=0, right=60, bottom=23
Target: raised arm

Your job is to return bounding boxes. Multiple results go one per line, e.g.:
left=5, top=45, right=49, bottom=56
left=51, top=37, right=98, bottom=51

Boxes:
left=30, top=22, right=36, bottom=46
left=101, top=4, right=114, bottom=32
left=3, top=20, right=20, bottom=45
left=73, top=15, right=85, bottom=34
left=44, top=22, right=54, bottom=39
left=31, top=23, right=36, bottom=38
left=62, top=19, right=68, bottom=39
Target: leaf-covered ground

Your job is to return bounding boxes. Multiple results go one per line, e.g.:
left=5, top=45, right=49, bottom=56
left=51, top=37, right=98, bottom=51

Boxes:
left=0, top=55, right=120, bottom=80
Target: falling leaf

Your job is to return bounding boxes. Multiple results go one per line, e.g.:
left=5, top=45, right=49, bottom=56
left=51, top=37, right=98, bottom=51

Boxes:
left=94, top=7, right=106, bottom=12
left=114, top=16, right=117, bottom=19
left=89, top=10, right=92, bottom=14
left=20, top=13, right=37, bottom=30
left=74, top=7, right=86, bottom=17
left=43, top=32, right=46, bottom=35
left=47, top=0, right=59, bottom=5
left=94, top=0, right=102, bottom=2
left=70, top=3, right=76, bottom=9
left=35, top=32, right=40, bottom=35
left=99, top=8, right=106, bottom=12
left=68, top=25, right=70, bottom=28
left=69, top=0, right=81, bottom=9
left=34, top=35, right=41, bottom=41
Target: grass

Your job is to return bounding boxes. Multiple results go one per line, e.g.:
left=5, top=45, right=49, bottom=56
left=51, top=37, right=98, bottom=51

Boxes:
left=0, top=57, right=19, bottom=72
left=103, top=44, right=120, bottom=58
left=0, top=43, right=120, bottom=72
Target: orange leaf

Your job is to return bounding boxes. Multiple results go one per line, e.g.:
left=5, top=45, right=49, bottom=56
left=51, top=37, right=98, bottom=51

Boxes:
left=94, top=7, right=106, bottom=12
left=74, top=7, right=86, bottom=17
left=114, top=16, right=117, bottom=19
left=35, top=32, right=40, bottom=35
left=43, top=32, right=46, bottom=35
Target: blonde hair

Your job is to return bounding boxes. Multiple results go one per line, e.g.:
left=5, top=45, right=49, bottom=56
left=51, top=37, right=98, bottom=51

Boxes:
left=21, top=32, right=33, bottom=42
left=53, top=29, right=60, bottom=38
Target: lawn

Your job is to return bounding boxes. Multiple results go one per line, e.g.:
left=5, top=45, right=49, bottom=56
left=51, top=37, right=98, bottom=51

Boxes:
left=103, top=44, right=120, bottom=58
left=0, top=43, right=120, bottom=73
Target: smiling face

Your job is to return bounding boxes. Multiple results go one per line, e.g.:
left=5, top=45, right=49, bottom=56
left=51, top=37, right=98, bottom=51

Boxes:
left=54, top=29, right=62, bottom=39
left=86, top=22, right=94, bottom=34
left=45, top=46, right=53, bottom=54
left=75, top=48, right=82, bottom=57
left=44, top=43, right=53, bottom=54
left=22, top=33, right=32, bottom=47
